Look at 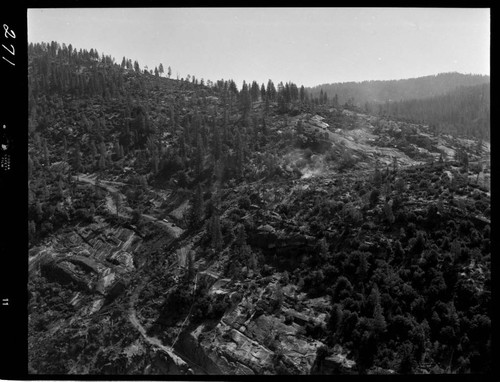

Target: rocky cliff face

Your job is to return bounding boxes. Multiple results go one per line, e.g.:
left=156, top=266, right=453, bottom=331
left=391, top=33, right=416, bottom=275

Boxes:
left=31, top=218, right=139, bottom=298
left=174, top=273, right=331, bottom=375
left=28, top=213, right=191, bottom=374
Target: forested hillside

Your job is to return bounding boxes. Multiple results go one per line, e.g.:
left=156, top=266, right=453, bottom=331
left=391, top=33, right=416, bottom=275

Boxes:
left=371, top=83, right=490, bottom=141
left=308, top=72, right=489, bottom=107
left=307, top=73, right=489, bottom=141
left=27, top=42, right=491, bottom=376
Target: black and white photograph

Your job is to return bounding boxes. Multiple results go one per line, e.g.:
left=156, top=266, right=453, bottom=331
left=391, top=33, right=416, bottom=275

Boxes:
left=22, top=7, right=491, bottom=376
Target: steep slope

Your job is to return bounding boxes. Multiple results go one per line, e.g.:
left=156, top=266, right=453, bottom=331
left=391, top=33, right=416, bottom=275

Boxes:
left=27, top=42, right=491, bottom=375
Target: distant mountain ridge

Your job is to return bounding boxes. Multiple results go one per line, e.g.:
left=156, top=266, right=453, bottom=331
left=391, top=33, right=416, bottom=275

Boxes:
left=375, top=82, right=490, bottom=141
left=308, top=72, right=490, bottom=106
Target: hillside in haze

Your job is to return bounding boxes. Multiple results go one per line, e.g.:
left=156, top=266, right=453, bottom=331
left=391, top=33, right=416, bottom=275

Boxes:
left=308, top=72, right=489, bottom=106
left=307, top=73, right=490, bottom=141
left=374, top=83, right=490, bottom=141
left=27, top=42, right=491, bottom=376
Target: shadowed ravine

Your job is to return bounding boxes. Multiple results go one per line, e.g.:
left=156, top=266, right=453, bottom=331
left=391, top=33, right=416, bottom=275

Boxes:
left=127, top=273, right=208, bottom=375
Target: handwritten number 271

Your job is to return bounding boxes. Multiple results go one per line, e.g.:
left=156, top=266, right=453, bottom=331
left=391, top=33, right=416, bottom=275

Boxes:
left=2, top=24, right=15, bottom=67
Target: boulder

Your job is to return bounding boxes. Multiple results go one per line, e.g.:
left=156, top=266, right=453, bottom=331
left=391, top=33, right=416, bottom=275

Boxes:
left=282, top=308, right=309, bottom=326
left=66, top=255, right=99, bottom=274
left=198, top=270, right=220, bottom=288
left=107, top=251, right=135, bottom=270
left=49, top=161, right=70, bottom=173
left=95, top=271, right=116, bottom=295
left=317, top=345, right=357, bottom=374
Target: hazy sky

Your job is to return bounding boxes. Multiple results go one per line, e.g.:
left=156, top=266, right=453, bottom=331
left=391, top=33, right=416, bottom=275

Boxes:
left=28, top=8, right=490, bottom=88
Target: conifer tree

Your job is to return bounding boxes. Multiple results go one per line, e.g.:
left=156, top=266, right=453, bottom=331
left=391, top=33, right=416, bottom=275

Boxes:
left=189, top=184, right=203, bottom=228
left=89, top=140, right=98, bottom=164
left=195, top=133, right=204, bottom=177
left=212, top=119, right=221, bottom=162
left=62, top=135, right=68, bottom=161
left=328, top=303, right=343, bottom=332
left=277, top=92, right=287, bottom=113
left=98, top=153, right=106, bottom=170
left=114, top=140, right=122, bottom=160
left=370, top=285, right=387, bottom=334
left=152, top=154, right=159, bottom=173
left=211, top=213, right=223, bottom=251
left=179, top=135, right=187, bottom=163
left=235, top=224, right=247, bottom=249
left=260, top=83, right=266, bottom=100
left=356, top=252, right=369, bottom=283
left=235, top=130, right=244, bottom=178
left=250, top=81, right=260, bottom=103
left=266, top=79, right=276, bottom=101
left=73, top=144, right=82, bottom=173
left=383, top=200, right=395, bottom=224
left=99, top=141, right=107, bottom=160
left=240, top=81, right=252, bottom=120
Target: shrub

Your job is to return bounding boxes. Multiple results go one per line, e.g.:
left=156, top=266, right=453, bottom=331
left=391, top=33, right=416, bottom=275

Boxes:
left=332, top=276, right=353, bottom=303
left=369, top=189, right=380, bottom=207
left=339, top=150, right=356, bottom=171
left=284, top=314, right=294, bottom=325
left=238, top=195, right=252, bottom=210
left=383, top=201, right=395, bottom=224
